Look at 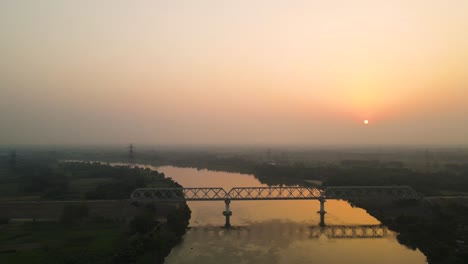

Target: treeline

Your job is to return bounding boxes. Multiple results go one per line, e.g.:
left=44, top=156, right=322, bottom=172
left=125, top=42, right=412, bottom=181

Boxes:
left=361, top=201, right=468, bottom=264
left=160, top=155, right=468, bottom=195
left=323, top=165, right=468, bottom=195
left=62, top=162, right=179, bottom=199
left=0, top=154, right=181, bottom=199
left=0, top=155, right=71, bottom=199
left=54, top=149, right=468, bottom=196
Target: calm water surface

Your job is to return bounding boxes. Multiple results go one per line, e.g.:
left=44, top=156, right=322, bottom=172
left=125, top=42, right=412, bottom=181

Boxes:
left=140, top=165, right=426, bottom=264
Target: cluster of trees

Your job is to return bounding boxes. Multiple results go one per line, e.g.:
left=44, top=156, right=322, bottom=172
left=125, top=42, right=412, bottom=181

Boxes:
left=252, top=163, right=326, bottom=186
left=81, top=165, right=149, bottom=199
left=113, top=203, right=191, bottom=264
left=0, top=154, right=183, bottom=200
left=58, top=148, right=468, bottom=196
left=71, top=147, right=468, bottom=196
left=115, top=149, right=468, bottom=196
left=361, top=202, right=468, bottom=264
left=1, top=154, right=72, bottom=199
left=13, top=159, right=70, bottom=199
left=51, top=202, right=192, bottom=264
left=83, top=166, right=181, bottom=200
left=0, top=156, right=192, bottom=264
left=323, top=165, right=468, bottom=195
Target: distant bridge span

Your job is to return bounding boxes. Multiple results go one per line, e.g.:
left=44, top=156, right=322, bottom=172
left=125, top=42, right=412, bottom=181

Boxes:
left=130, top=186, right=419, bottom=202
left=130, top=186, right=419, bottom=227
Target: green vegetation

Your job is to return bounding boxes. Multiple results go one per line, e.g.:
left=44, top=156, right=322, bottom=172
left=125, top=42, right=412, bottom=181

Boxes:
left=0, top=205, right=191, bottom=264
left=56, top=147, right=468, bottom=196
left=359, top=200, right=468, bottom=264
left=0, top=222, right=123, bottom=264
left=0, top=154, right=191, bottom=264
left=61, top=203, right=90, bottom=224
left=112, top=204, right=191, bottom=264
left=50, top=146, right=468, bottom=264
left=3, top=146, right=468, bottom=263
left=0, top=155, right=177, bottom=200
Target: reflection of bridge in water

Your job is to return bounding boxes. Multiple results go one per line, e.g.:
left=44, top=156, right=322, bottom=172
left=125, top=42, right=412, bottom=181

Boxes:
left=189, top=224, right=389, bottom=239
left=131, top=186, right=419, bottom=227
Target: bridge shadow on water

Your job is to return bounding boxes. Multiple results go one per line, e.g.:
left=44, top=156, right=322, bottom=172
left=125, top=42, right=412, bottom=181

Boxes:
left=188, top=222, right=389, bottom=240
left=164, top=220, right=421, bottom=264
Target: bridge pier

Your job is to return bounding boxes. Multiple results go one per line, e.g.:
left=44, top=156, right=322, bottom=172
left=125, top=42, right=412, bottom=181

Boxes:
left=317, top=198, right=326, bottom=227
left=223, top=199, right=232, bottom=228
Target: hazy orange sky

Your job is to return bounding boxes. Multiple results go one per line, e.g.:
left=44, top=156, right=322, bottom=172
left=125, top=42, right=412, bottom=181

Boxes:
left=1, top=0, right=467, bottom=145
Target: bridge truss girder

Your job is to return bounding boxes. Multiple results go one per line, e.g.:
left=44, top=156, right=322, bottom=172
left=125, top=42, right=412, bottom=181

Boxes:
left=130, top=188, right=228, bottom=201
left=228, top=187, right=323, bottom=200
left=130, top=186, right=418, bottom=202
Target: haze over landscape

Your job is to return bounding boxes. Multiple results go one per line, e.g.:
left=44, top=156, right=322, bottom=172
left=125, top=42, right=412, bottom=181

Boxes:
left=1, top=0, right=468, bottom=145
left=3, top=2, right=468, bottom=263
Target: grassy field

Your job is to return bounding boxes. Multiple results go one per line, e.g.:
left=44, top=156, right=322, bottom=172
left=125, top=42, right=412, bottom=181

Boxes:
left=0, top=222, right=124, bottom=263
left=67, top=177, right=115, bottom=199
left=0, top=182, right=20, bottom=197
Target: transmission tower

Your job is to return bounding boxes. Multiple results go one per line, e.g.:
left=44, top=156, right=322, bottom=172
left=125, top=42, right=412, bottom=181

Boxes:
left=128, top=144, right=135, bottom=161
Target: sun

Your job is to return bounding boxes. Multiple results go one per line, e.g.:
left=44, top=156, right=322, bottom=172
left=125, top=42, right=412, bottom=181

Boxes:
left=364, top=120, right=369, bottom=125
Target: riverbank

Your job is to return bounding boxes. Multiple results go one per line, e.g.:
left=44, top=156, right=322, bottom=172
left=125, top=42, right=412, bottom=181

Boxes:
left=355, top=199, right=468, bottom=264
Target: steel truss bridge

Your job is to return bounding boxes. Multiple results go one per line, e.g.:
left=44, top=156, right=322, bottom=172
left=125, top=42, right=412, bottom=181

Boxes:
left=190, top=224, right=389, bottom=239
left=130, top=186, right=418, bottom=227
left=130, top=186, right=419, bottom=202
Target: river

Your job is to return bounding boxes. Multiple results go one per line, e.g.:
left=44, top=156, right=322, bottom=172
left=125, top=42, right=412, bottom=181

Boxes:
left=139, top=166, right=427, bottom=264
